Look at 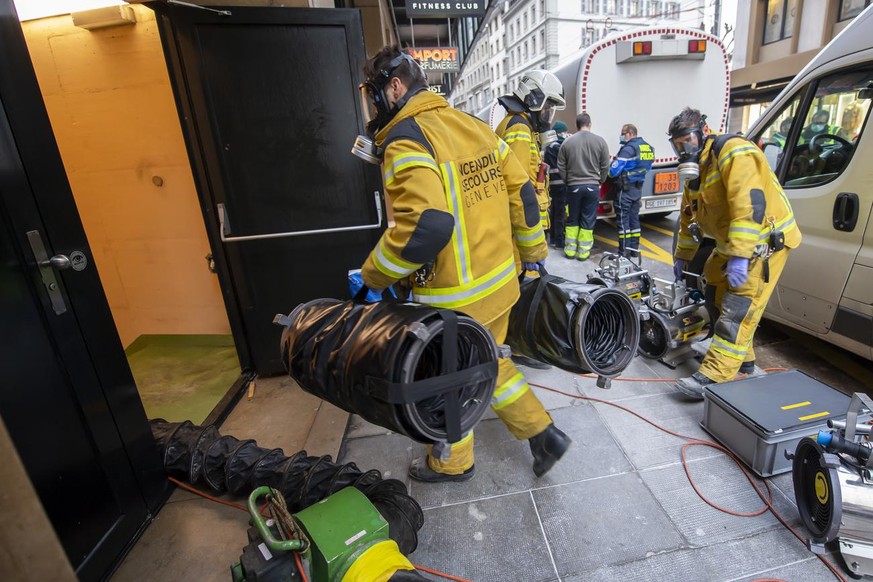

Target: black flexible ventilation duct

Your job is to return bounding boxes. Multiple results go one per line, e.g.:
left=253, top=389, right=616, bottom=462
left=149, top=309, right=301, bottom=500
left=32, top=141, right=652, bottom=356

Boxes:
left=506, top=271, right=640, bottom=386
left=150, top=419, right=423, bottom=554
left=275, top=299, right=498, bottom=444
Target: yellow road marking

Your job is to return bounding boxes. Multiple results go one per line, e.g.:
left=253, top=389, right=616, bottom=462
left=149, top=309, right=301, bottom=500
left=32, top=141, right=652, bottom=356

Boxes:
left=640, top=222, right=676, bottom=237
left=593, top=235, right=671, bottom=264
left=781, top=401, right=811, bottom=410
left=798, top=411, right=830, bottom=421
left=639, top=237, right=673, bottom=265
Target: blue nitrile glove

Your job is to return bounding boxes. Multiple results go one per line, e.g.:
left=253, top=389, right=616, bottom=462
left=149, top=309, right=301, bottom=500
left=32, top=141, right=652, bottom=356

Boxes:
left=672, top=259, right=687, bottom=282
left=726, top=256, right=750, bottom=288
left=348, top=269, right=385, bottom=302
left=521, top=260, right=546, bottom=272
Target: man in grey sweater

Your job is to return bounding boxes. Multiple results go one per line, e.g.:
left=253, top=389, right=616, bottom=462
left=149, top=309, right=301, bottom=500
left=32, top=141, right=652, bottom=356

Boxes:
left=557, top=113, right=610, bottom=260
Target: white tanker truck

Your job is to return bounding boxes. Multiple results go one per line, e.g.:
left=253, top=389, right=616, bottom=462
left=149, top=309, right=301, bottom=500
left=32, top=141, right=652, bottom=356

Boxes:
left=478, top=26, right=730, bottom=220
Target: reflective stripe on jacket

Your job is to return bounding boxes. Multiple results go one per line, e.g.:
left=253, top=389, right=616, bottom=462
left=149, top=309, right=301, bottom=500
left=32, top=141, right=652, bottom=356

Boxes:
left=495, top=113, right=550, bottom=218
left=675, top=134, right=802, bottom=262
left=362, top=91, right=547, bottom=324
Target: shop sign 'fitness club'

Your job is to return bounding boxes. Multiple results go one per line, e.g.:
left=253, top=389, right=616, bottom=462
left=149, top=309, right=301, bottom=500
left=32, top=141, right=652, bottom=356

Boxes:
left=405, top=1, right=486, bottom=18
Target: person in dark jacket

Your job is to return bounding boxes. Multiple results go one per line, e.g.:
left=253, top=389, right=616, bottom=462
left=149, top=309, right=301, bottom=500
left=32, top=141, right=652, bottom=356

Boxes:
left=608, top=124, right=654, bottom=257
left=543, top=120, right=569, bottom=247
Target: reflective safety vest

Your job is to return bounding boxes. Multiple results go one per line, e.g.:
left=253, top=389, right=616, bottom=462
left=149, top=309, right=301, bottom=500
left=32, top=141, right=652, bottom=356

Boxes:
left=799, top=124, right=843, bottom=144
left=608, top=136, right=654, bottom=184
left=362, top=91, right=548, bottom=325
left=674, top=133, right=802, bottom=262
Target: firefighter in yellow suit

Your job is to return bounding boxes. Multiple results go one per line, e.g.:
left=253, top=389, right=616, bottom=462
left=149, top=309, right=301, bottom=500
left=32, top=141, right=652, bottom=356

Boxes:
left=357, top=47, right=572, bottom=482
left=495, top=70, right=566, bottom=236
left=668, top=108, right=802, bottom=399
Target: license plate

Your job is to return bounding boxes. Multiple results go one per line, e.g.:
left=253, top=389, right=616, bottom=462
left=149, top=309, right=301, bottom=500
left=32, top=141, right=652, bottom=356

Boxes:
left=644, top=197, right=676, bottom=209
left=654, top=171, right=680, bottom=194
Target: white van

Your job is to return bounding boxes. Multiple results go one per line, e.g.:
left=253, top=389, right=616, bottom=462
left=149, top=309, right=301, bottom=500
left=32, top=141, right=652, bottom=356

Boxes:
left=740, top=5, right=873, bottom=360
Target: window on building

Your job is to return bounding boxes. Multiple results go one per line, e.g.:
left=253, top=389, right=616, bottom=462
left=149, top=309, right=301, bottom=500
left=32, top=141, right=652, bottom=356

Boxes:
left=668, top=1, right=680, bottom=18
left=510, top=23, right=514, bottom=40
left=524, top=13, right=528, bottom=29
left=763, top=0, right=798, bottom=44
left=630, top=0, right=639, bottom=16
left=541, top=29, right=545, bottom=50
left=532, top=35, right=537, bottom=53
left=839, top=0, right=871, bottom=20
left=650, top=1, right=661, bottom=17
left=581, top=0, right=591, bottom=12
left=524, top=41, right=529, bottom=61
left=607, top=0, right=616, bottom=14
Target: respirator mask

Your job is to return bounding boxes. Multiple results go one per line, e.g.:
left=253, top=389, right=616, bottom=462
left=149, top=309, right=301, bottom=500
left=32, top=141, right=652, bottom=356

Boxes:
left=351, top=53, right=422, bottom=165
left=669, top=117, right=708, bottom=184
left=538, top=129, right=557, bottom=150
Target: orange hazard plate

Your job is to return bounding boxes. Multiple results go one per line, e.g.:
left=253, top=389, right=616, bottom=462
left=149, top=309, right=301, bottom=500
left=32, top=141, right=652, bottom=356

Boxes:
left=654, top=171, right=680, bottom=194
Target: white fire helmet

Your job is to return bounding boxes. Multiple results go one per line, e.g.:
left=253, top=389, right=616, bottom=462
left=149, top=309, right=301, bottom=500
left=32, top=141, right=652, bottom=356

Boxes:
left=513, top=69, right=566, bottom=125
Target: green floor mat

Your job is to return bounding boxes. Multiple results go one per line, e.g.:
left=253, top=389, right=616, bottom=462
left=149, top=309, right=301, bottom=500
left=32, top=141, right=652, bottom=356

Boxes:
left=126, top=335, right=240, bottom=424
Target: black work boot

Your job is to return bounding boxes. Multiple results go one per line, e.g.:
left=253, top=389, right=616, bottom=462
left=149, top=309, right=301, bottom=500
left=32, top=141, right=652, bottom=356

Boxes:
left=408, top=458, right=475, bottom=483
left=738, top=361, right=766, bottom=377
left=528, top=424, right=572, bottom=478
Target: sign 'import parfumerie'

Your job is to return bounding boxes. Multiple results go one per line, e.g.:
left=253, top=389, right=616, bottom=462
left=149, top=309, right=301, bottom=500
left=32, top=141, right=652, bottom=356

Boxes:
left=405, top=1, right=486, bottom=18
left=409, top=47, right=460, bottom=72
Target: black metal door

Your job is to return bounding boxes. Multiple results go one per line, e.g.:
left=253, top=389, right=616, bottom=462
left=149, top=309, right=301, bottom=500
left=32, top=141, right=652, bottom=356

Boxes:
left=0, top=2, right=167, bottom=579
left=154, top=5, right=385, bottom=375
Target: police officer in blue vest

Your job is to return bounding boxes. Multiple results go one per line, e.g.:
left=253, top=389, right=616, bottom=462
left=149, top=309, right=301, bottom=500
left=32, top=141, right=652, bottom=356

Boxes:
left=608, top=124, right=654, bottom=257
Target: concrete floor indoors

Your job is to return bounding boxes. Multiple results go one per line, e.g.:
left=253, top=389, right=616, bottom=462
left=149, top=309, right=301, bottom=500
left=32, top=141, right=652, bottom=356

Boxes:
left=113, top=244, right=869, bottom=582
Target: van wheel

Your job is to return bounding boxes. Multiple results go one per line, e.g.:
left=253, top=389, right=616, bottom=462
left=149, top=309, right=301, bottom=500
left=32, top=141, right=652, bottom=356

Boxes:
left=685, top=239, right=715, bottom=291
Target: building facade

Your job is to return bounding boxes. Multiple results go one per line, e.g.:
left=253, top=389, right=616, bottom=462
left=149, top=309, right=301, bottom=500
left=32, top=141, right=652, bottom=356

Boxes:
left=451, top=0, right=711, bottom=114
left=729, top=0, right=871, bottom=132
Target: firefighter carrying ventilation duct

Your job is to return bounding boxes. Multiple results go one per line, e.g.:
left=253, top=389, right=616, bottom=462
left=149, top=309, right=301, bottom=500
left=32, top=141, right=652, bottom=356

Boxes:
left=351, top=46, right=571, bottom=483
left=495, top=68, right=567, bottom=371
left=669, top=107, right=802, bottom=399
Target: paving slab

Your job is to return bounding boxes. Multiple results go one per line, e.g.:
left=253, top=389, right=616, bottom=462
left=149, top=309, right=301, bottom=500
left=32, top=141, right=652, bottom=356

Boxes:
left=410, top=492, right=558, bottom=582
left=592, top=392, right=719, bottom=470
left=639, top=454, right=801, bottom=547
left=562, top=527, right=832, bottom=582
left=533, top=472, right=684, bottom=577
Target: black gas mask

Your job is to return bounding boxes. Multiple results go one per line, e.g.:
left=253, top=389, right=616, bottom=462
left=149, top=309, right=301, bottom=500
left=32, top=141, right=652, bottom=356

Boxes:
left=352, top=53, right=424, bottom=165
left=669, top=115, right=709, bottom=185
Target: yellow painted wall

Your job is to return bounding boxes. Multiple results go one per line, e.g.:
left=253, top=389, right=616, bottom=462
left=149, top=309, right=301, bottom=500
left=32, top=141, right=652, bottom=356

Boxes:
left=21, top=6, right=230, bottom=347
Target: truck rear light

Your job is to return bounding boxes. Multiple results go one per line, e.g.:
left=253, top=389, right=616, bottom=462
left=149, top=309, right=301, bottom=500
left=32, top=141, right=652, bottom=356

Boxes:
left=688, top=39, right=707, bottom=53
left=633, top=41, right=652, bottom=55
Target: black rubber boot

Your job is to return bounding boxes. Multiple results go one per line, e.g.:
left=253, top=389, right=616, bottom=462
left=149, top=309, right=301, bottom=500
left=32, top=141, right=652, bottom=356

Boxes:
left=408, top=458, right=475, bottom=483
left=528, top=424, right=572, bottom=478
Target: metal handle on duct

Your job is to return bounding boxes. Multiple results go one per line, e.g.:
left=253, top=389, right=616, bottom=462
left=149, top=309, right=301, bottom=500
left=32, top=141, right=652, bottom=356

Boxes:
left=217, top=191, right=383, bottom=243
left=247, top=486, right=308, bottom=552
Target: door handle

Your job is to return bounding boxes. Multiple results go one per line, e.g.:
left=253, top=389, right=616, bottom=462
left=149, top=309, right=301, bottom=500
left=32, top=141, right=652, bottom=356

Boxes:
left=41, top=254, right=72, bottom=270
left=217, top=191, right=384, bottom=243
left=833, top=192, right=859, bottom=232
left=26, top=230, right=71, bottom=315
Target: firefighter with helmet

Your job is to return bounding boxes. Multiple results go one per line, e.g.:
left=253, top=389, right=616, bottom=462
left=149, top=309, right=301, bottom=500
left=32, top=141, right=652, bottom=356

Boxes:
left=355, top=46, right=572, bottom=484
left=495, top=69, right=567, bottom=237
left=669, top=107, right=801, bottom=399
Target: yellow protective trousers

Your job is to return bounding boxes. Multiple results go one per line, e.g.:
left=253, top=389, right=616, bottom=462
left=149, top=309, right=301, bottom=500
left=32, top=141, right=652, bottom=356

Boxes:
left=698, top=249, right=789, bottom=382
left=426, top=308, right=553, bottom=474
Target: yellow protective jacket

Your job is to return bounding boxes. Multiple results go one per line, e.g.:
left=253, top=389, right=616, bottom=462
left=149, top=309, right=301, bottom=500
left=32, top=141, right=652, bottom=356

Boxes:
left=361, top=90, right=547, bottom=325
left=675, top=133, right=801, bottom=262
left=495, top=111, right=550, bottom=228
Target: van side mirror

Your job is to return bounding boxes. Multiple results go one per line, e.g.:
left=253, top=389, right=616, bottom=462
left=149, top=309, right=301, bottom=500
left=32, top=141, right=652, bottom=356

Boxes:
left=858, top=83, right=873, bottom=100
